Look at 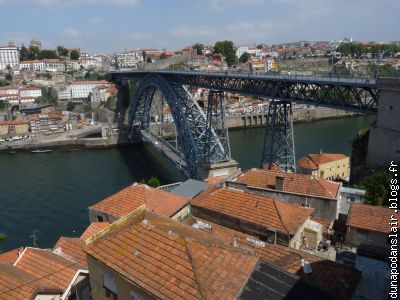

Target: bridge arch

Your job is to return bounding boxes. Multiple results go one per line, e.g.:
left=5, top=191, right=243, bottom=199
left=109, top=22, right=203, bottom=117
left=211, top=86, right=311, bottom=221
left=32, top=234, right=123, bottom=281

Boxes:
left=128, top=73, right=228, bottom=178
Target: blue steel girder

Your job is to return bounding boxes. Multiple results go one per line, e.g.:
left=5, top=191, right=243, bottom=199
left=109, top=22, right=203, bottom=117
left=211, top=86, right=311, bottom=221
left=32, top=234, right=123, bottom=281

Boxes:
left=112, top=71, right=378, bottom=114
left=128, top=74, right=227, bottom=179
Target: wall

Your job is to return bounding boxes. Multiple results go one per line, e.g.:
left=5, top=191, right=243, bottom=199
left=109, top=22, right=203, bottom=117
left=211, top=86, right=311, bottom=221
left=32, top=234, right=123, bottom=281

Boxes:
left=346, top=227, right=388, bottom=248
left=318, top=157, right=350, bottom=180
left=87, top=255, right=156, bottom=300
left=89, top=208, right=118, bottom=223
left=367, top=77, right=400, bottom=166
left=225, top=181, right=338, bottom=221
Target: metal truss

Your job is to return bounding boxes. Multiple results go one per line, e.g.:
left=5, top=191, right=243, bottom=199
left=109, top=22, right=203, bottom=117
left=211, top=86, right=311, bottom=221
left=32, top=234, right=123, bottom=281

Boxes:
left=205, top=90, right=231, bottom=163
left=128, top=74, right=228, bottom=179
left=113, top=71, right=378, bottom=114
left=261, top=100, right=296, bottom=173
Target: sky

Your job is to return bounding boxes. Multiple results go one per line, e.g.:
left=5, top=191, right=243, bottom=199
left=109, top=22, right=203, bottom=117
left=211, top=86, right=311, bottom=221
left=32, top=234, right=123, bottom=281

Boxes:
left=0, top=0, right=399, bottom=54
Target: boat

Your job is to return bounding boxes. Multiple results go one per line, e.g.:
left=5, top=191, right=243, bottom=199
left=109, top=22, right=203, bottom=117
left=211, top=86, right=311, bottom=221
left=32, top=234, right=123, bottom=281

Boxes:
left=63, top=147, right=79, bottom=152
left=31, top=149, right=53, bottom=154
left=9, top=150, right=17, bottom=154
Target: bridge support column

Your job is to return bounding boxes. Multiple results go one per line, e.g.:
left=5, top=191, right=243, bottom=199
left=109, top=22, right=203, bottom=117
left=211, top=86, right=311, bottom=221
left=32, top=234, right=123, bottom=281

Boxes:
left=261, top=100, right=296, bottom=172
left=366, top=78, right=400, bottom=166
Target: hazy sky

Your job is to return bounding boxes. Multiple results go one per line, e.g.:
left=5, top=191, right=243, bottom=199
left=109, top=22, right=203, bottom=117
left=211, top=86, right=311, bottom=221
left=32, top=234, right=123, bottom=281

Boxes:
left=0, top=0, right=399, bottom=54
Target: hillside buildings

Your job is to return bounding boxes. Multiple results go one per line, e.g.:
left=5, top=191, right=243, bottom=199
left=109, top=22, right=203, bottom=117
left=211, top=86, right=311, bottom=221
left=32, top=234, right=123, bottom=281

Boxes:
left=58, top=80, right=111, bottom=102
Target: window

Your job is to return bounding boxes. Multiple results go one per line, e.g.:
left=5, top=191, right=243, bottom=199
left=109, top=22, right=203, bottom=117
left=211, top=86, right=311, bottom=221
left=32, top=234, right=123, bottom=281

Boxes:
left=102, top=270, right=117, bottom=298
left=97, top=215, right=104, bottom=222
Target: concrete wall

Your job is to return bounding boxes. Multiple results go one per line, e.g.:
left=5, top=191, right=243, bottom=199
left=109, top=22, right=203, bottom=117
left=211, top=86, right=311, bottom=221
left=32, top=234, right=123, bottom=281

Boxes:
left=225, top=181, right=337, bottom=221
left=346, top=227, right=388, bottom=248
left=87, top=255, right=156, bottom=300
left=367, top=77, right=400, bottom=166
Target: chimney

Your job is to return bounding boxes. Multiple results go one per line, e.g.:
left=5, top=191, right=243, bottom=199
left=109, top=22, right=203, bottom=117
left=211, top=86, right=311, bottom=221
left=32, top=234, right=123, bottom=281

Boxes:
left=320, top=148, right=323, bottom=154
left=275, top=175, right=284, bottom=191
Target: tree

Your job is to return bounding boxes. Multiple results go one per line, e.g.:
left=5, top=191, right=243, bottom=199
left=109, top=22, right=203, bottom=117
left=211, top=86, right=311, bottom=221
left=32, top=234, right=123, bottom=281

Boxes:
left=28, top=46, right=40, bottom=60
left=147, top=177, right=160, bottom=188
left=20, top=45, right=29, bottom=61
left=38, top=49, right=58, bottom=59
left=5, top=74, right=12, bottom=81
left=0, top=232, right=6, bottom=252
left=70, top=50, right=80, bottom=60
left=192, top=43, right=204, bottom=55
left=354, top=169, right=393, bottom=206
left=0, top=100, right=5, bottom=110
left=213, top=40, right=237, bottom=67
left=57, top=45, right=69, bottom=57
left=142, top=50, right=147, bottom=62
left=146, top=57, right=152, bottom=63
left=239, top=52, right=250, bottom=63
left=67, top=101, right=75, bottom=111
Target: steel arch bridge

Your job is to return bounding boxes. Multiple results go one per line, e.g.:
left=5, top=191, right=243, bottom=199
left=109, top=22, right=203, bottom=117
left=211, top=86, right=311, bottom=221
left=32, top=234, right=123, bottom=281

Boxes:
left=127, top=73, right=229, bottom=178
left=112, top=70, right=379, bottom=177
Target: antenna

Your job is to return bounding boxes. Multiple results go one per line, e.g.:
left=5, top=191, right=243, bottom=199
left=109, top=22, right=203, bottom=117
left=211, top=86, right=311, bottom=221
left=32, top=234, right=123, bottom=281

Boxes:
left=29, top=229, right=39, bottom=248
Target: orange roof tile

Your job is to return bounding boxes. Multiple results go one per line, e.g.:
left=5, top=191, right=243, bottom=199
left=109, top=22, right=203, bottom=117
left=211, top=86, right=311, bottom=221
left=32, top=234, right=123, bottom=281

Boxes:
left=297, top=156, right=318, bottom=170
left=80, top=222, right=110, bottom=240
left=0, top=263, right=62, bottom=300
left=85, top=211, right=258, bottom=300
left=53, top=237, right=87, bottom=268
left=89, top=183, right=189, bottom=218
left=15, top=248, right=84, bottom=291
left=203, top=176, right=223, bottom=185
left=191, top=187, right=313, bottom=235
left=233, top=168, right=340, bottom=199
left=187, top=217, right=361, bottom=300
left=0, top=247, right=23, bottom=265
left=308, top=153, right=348, bottom=165
left=347, top=204, right=397, bottom=233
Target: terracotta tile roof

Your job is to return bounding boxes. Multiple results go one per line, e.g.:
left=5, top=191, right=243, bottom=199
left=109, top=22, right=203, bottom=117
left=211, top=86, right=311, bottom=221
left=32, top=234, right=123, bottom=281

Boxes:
left=80, top=222, right=110, bottom=240
left=0, top=247, right=23, bottom=265
left=0, top=263, right=62, bottom=300
left=297, top=156, right=318, bottom=170
left=308, top=153, right=348, bottom=165
left=85, top=211, right=258, bottom=300
left=233, top=168, right=340, bottom=199
left=72, top=80, right=110, bottom=85
left=203, top=176, right=223, bottom=185
left=53, top=237, right=87, bottom=268
left=89, top=182, right=189, bottom=218
left=261, top=162, right=285, bottom=172
left=191, top=187, right=313, bottom=235
left=15, top=248, right=84, bottom=291
left=187, top=217, right=361, bottom=300
left=347, top=204, right=397, bottom=233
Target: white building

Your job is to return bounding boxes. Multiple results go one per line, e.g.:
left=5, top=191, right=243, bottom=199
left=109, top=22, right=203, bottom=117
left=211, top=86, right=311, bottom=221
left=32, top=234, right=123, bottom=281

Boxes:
left=236, top=46, right=249, bottom=58
left=58, top=80, right=111, bottom=102
left=19, top=87, right=42, bottom=98
left=116, top=50, right=143, bottom=68
left=0, top=45, right=19, bottom=70
left=19, top=60, right=45, bottom=72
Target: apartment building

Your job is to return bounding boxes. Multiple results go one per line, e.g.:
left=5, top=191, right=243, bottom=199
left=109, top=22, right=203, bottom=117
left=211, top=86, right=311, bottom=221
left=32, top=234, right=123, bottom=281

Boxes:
left=0, top=44, right=19, bottom=70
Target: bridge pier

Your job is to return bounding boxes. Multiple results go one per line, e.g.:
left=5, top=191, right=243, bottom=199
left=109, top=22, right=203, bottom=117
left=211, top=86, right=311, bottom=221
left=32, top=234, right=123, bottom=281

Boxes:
left=366, top=77, right=400, bottom=166
left=261, top=100, right=296, bottom=172
left=197, top=159, right=239, bottom=180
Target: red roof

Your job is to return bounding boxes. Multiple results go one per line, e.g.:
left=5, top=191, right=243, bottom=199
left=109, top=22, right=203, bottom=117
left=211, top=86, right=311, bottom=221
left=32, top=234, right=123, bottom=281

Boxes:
left=80, top=222, right=110, bottom=240
left=53, top=237, right=87, bottom=268
left=0, top=247, right=23, bottom=264
left=347, top=204, right=397, bottom=233
left=89, top=182, right=189, bottom=218
left=192, top=187, right=313, bottom=235
left=72, top=80, right=110, bottom=85
left=233, top=168, right=340, bottom=199
left=85, top=210, right=258, bottom=300
left=0, top=121, right=28, bottom=125
left=297, top=156, right=318, bottom=170
left=299, top=153, right=349, bottom=168
left=187, top=217, right=361, bottom=300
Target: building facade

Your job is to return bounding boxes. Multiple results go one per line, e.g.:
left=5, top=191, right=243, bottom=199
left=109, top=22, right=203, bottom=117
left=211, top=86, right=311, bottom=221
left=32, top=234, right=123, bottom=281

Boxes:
left=0, top=45, right=19, bottom=70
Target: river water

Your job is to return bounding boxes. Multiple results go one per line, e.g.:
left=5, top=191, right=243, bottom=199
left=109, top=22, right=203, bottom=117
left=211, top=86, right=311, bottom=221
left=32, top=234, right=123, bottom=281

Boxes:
left=0, top=116, right=374, bottom=252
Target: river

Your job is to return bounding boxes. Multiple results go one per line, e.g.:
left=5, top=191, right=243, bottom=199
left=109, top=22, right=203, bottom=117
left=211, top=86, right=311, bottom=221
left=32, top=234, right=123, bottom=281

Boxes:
left=0, top=116, right=374, bottom=252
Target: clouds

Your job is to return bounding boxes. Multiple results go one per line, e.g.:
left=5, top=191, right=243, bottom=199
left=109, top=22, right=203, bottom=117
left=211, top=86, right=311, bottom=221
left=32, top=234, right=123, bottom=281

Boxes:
left=61, top=28, right=82, bottom=38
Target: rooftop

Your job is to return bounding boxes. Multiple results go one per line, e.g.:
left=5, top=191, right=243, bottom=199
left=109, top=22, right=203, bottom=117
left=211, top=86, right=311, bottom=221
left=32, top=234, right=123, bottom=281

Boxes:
left=298, top=153, right=349, bottom=170
left=89, top=182, right=189, bottom=218
left=347, top=203, right=396, bottom=233
left=232, top=168, right=340, bottom=199
left=53, top=237, right=87, bottom=268
left=191, top=187, right=314, bottom=235
left=80, top=221, right=110, bottom=240
left=170, top=179, right=210, bottom=199
left=187, top=216, right=361, bottom=300
left=0, top=247, right=23, bottom=265
left=85, top=209, right=259, bottom=299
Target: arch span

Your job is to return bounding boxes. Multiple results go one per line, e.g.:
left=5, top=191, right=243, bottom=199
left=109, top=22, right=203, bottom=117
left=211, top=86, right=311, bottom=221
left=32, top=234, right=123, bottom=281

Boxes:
left=128, top=74, right=229, bottom=178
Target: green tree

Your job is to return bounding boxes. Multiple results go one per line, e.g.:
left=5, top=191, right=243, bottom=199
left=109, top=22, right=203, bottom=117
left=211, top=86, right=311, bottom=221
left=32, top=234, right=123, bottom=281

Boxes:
left=239, top=52, right=250, bottom=63
left=20, top=45, right=29, bottom=61
left=57, top=45, right=69, bottom=57
left=192, top=43, right=204, bottom=55
left=0, top=100, right=5, bottom=110
left=28, top=46, right=40, bottom=60
left=354, top=169, right=393, bottom=206
left=0, top=232, right=6, bottom=252
left=5, top=74, right=12, bottom=81
left=67, top=101, right=75, bottom=111
left=147, top=177, right=160, bottom=188
left=70, top=50, right=80, bottom=60
left=213, top=40, right=237, bottom=67
left=38, top=49, right=58, bottom=59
